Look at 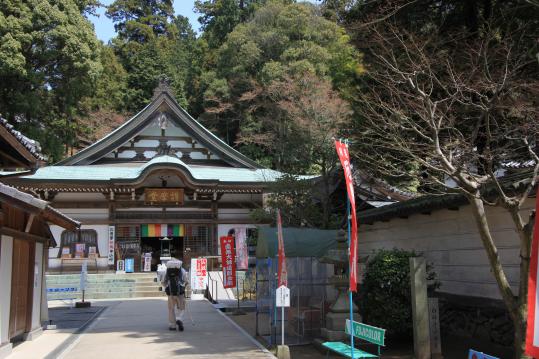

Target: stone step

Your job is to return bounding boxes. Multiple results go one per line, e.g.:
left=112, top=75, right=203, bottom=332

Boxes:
left=46, top=273, right=156, bottom=280
left=48, top=290, right=166, bottom=300
left=48, top=287, right=163, bottom=295
left=45, top=273, right=163, bottom=299
left=47, top=279, right=160, bottom=285
left=48, top=285, right=162, bottom=292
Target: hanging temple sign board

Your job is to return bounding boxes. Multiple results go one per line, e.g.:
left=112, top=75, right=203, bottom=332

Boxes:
left=144, top=188, right=184, bottom=205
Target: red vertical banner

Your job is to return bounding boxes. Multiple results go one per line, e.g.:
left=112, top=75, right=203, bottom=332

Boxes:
left=277, top=210, right=288, bottom=287
left=525, top=187, right=539, bottom=357
left=335, top=140, right=358, bottom=292
left=220, top=236, right=236, bottom=289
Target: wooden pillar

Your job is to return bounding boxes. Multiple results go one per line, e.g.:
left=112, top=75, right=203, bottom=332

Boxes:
left=211, top=198, right=218, bottom=256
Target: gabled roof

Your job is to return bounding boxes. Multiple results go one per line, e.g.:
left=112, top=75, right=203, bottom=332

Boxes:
left=56, top=83, right=261, bottom=169
left=0, top=183, right=79, bottom=230
left=0, top=116, right=46, bottom=170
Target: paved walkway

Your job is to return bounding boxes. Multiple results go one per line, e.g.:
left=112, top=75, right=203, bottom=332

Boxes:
left=60, top=298, right=274, bottom=359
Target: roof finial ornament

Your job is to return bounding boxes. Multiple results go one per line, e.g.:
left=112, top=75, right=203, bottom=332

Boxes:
left=152, top=74, right=174, bottom=99
left=157, top=112, right=168, bottom=130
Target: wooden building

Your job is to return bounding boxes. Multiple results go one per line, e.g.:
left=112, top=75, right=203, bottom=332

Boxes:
left=4, top=81, right=311, bottom=273
left=0, top=118, right=79, bottom=359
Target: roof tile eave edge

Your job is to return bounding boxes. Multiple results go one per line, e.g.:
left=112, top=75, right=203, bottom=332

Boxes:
left=163, top=95, right=262, bottom=169
left=54, top=100, right=156, bottom=166
left=359, top=193, right=467, bottom=224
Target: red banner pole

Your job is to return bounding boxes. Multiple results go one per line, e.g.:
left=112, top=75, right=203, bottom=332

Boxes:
left=525, top=187, right=539, bottom=357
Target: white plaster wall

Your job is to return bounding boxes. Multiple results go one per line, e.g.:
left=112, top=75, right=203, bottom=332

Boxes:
left=189, top=151, right=207, bottom=160
left=358, top=198, right=534, bottom=300
left=135, top=140, right=159, bottom=147
left=53, top=193, right=105, bottom=202
left=220, top=193, right=262, bottom=203
left=0, top=236, right=13, bottom=345
left=118, top=150, right=136, bottom=159
left=30, top=243, right=43, bottom=330
left=218, top=208, right=252, bottom=220
left=167, top=140, right=191, bottom=148
left=49, top=208, right=109, bottom=222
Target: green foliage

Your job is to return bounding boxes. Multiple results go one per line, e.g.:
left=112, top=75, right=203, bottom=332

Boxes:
left=106, top=0, right=175, bottom=42
left=251, top=174, right=340, bottom=229
left=107, top=11, right=199, bottom=112
left=0, top=0, right=101, bottom=161
left=83, top=43, right=128, bottom=112
left=195, top=0, right=264, bottom=49
left=360, top=249, right=438, bottom=337
left=198, top=0, right=361, bottom=173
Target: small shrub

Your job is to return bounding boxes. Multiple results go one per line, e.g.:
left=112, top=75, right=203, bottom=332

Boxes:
left=359, top=249, right=438, bottom=337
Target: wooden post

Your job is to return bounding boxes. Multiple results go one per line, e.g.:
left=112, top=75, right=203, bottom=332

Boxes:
left=410, top=257, right=431, bottom=359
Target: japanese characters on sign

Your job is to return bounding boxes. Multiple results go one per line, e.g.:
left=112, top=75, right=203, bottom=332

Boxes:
left=276, top=285, right=290, bottom=307
left=143, top=253, right=152, bottom=272
left=144, top=188, right=184, bottom=205
left=190, top=258, right=208, bottom=290
left=108, top=226, right=115, bottom=265
left=220, top=236, right=236, bottom=289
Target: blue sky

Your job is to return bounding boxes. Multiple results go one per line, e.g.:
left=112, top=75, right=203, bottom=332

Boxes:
left=89, top=1, right=319, bottom=42
left=89, top=0, right=200, bottom=42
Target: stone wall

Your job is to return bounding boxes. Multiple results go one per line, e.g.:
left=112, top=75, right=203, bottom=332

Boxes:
left=438, top=297, right=513, bottom=346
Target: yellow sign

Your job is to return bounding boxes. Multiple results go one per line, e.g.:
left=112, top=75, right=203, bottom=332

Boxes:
left=144, top=188, right=184, bottom=205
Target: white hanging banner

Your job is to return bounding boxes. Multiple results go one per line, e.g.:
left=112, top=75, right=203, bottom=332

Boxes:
left=108, top=226, right=115, bottom=265
left=190, top=258, right=208, bottom=290
left=235, top=227, right=249, bottom=270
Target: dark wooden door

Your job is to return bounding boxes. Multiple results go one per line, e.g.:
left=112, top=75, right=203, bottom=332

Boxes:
left=9, top=238, right=34, bottom=338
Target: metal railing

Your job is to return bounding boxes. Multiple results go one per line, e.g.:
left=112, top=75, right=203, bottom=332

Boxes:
left=207, top=275, right=218, bottom=303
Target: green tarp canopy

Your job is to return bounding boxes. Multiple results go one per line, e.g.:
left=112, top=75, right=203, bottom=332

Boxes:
left=256, top=227, right=338, bottom=258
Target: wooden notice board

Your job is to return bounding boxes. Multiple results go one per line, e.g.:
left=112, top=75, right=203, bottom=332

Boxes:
left=144, top=188, right=184, bottom=205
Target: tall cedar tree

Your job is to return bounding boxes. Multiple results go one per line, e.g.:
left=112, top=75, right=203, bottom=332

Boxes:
left=0, top=0, right=101, bottom=160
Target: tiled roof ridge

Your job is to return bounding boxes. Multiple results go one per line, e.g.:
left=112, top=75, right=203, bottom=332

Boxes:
left=0, top=116, right=46, bottom=161
left=353, top=169, right=418, bottom=201
left=501, top=160, right=537, bottom=169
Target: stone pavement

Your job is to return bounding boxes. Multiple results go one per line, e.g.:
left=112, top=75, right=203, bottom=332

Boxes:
left=60, top=298, right=275, bottom=359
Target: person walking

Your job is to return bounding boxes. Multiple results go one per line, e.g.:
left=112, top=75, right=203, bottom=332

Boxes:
left=162, top=258, right=188, bottom=331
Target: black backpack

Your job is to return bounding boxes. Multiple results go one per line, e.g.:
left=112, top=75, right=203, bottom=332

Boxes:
left=166, top=267, right=185, bottom=296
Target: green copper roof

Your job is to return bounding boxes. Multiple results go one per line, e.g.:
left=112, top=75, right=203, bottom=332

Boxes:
left=21, top=155, right=313, bottom=184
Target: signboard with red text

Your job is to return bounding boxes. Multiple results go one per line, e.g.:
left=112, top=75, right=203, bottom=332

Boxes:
left=190, top=258, right=208, bottom=290
left=220, top=236, right=236, bottom=289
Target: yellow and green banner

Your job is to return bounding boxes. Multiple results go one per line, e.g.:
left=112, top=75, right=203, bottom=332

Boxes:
left=141, top=224, right=184, bottom=237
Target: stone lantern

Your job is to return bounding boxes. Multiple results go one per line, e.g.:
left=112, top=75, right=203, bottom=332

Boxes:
left=319, top=229, right=360, bottom=341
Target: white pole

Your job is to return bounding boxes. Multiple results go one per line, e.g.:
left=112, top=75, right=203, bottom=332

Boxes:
left=281, top=301, right=284, bottom=346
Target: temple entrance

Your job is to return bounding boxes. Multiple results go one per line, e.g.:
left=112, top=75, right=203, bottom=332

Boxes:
left=140, top=236, right=183, bottom=271
left=115, top=224, right=212, bottom=272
